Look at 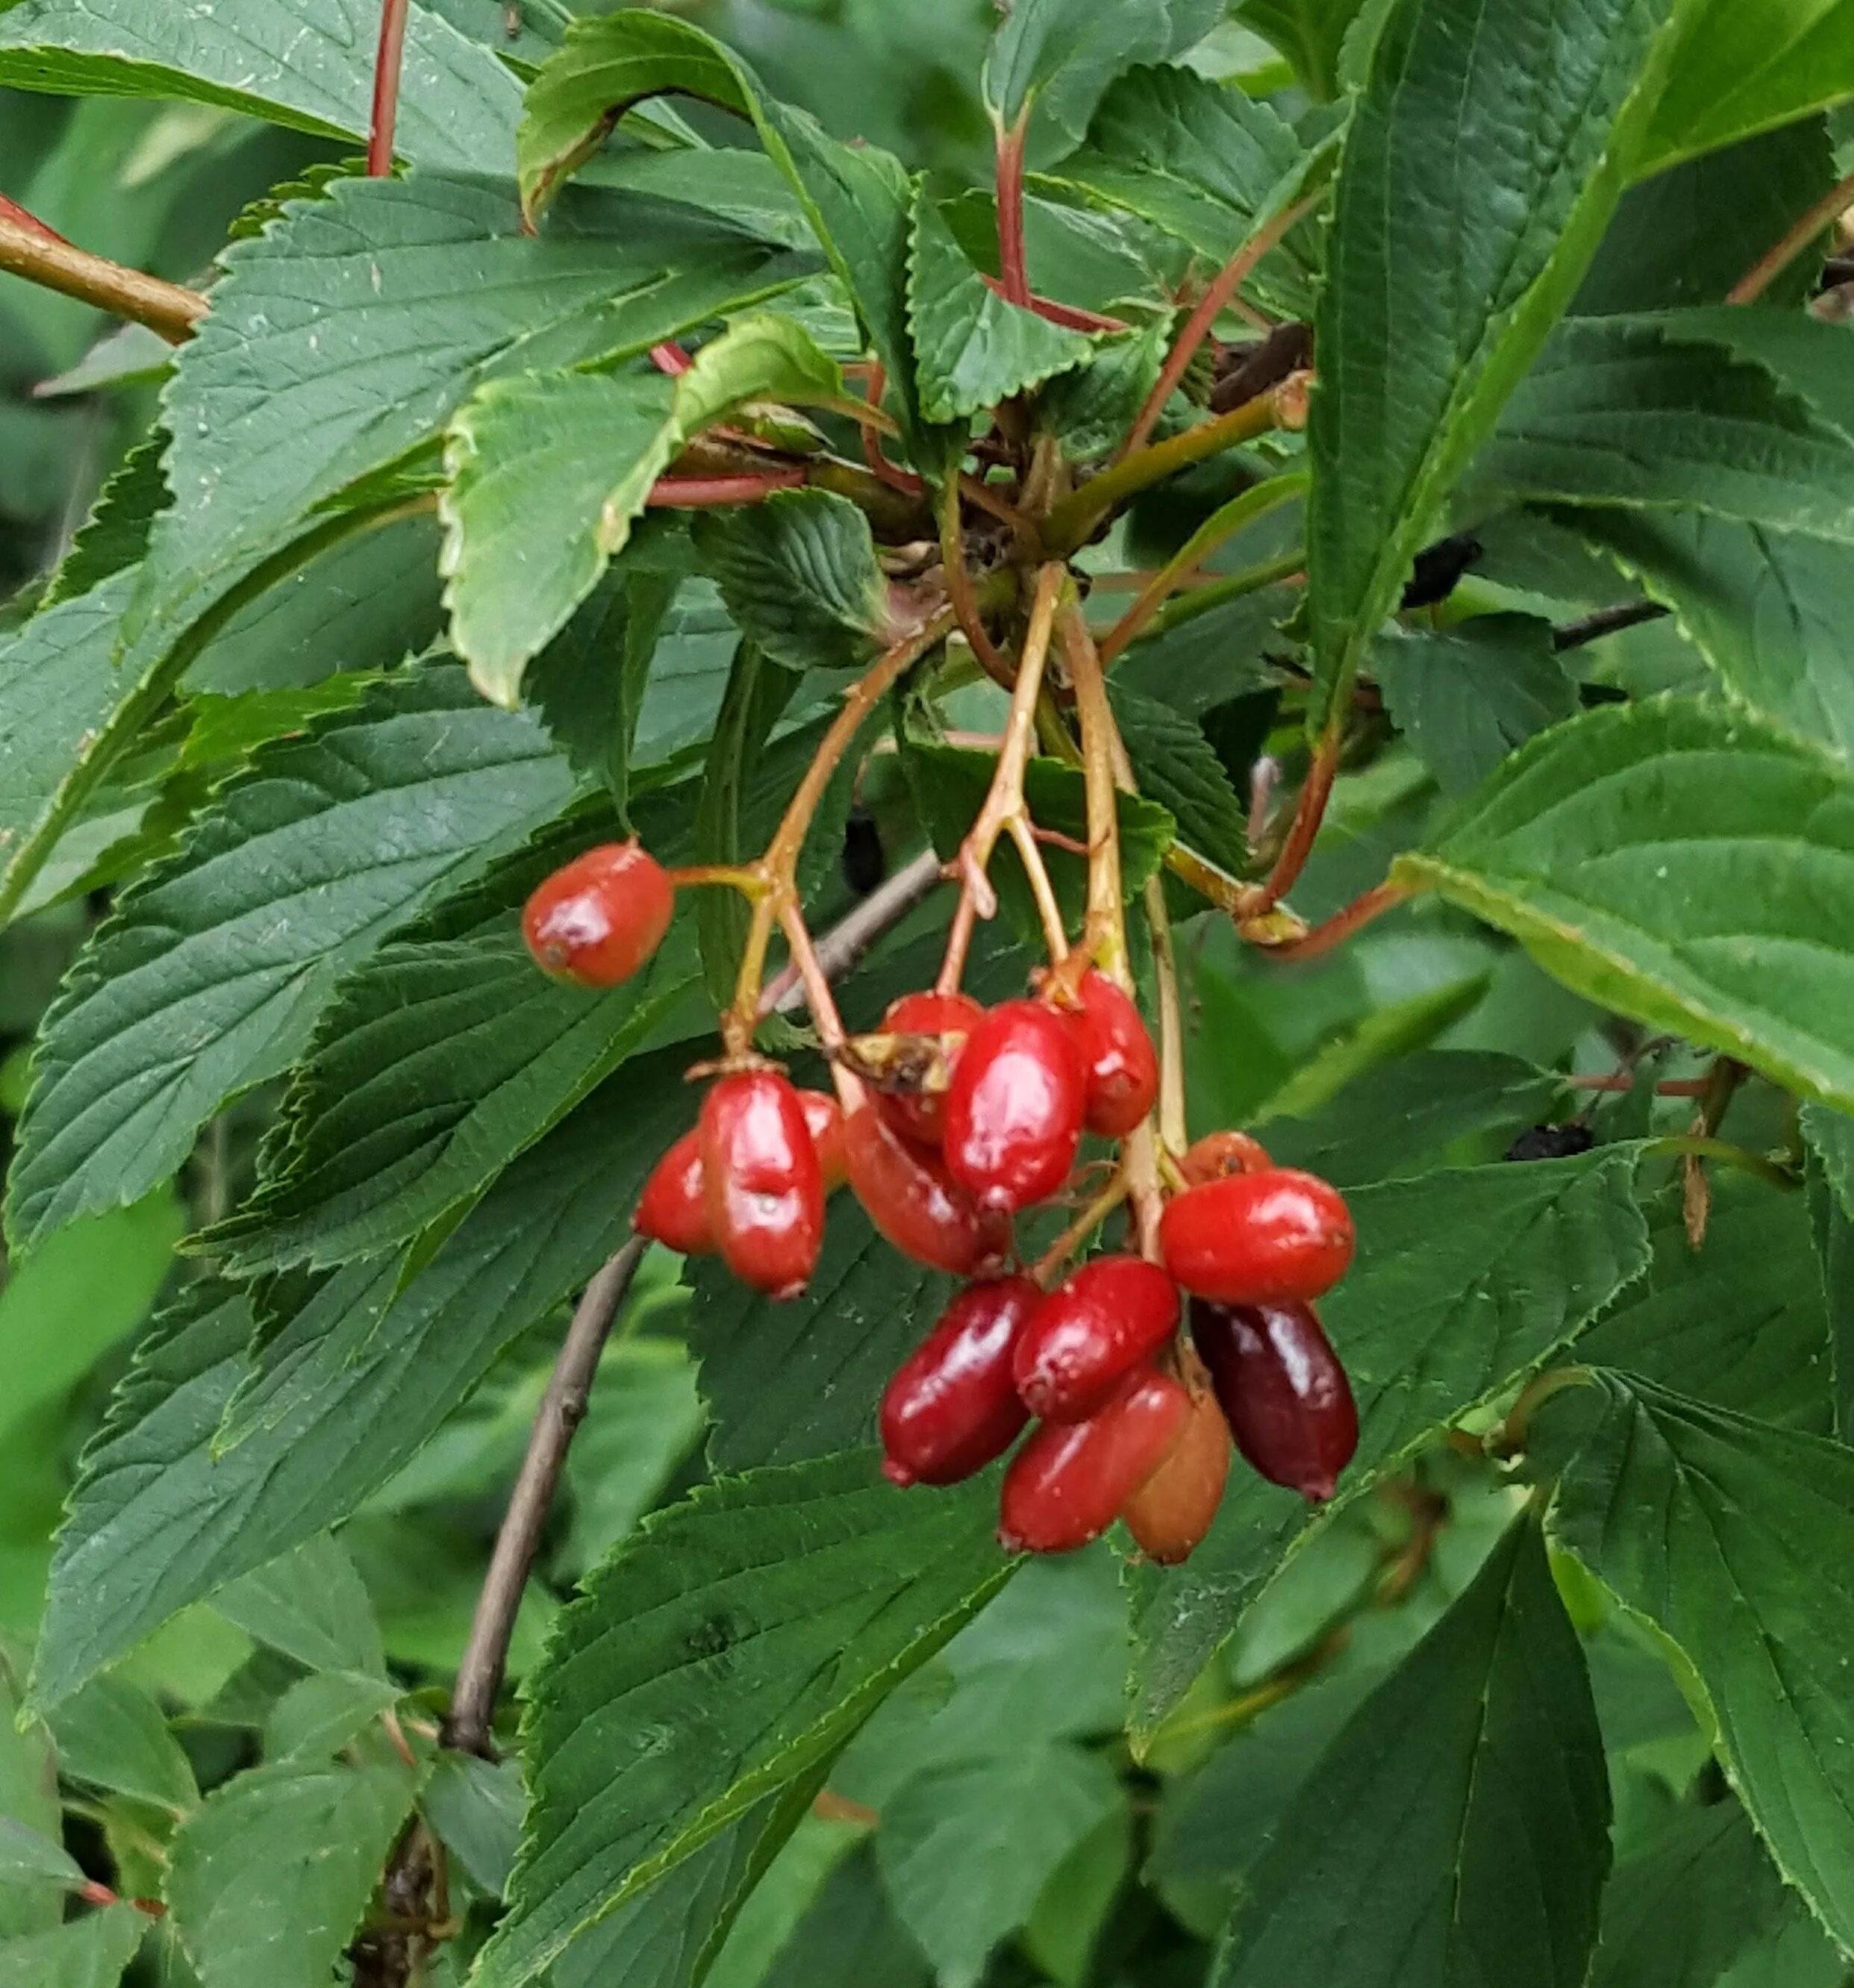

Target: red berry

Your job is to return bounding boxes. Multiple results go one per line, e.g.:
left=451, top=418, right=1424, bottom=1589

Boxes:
left=1012, top=1255, right=1180, bottom=1422
left=699, top=1072, right=824, bottom=1300
left=799, top=1090, right=848, bottom=1193
left=843, top=1105, right=1011, bottom=1275
left=522, top=841, right=674, bottom=988
left=873, top=990, right=984, bottom=1148
left=635, top=1130, right=712, bottom=1254
left=1190, top=1297, right=1358, bottom=1502
left=998, top=1367, right=1190, bottom=1555
left=943, top=999, right=1087, bottom=1213
left=880, top=1278, right=1040, bottom=1487
left=1121, top=1384, right=1232, bottom=1564
left=1161, top=1169, right=1354, bottom=1304
left=1067, top=971, right=1158, bottom=1137
left=1179, top=1130, right=1273, bottom=1185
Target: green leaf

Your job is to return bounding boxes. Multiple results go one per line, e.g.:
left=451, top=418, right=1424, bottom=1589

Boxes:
left=0, top=1819, right=83, bottom=1894
left=0, top=0, right=517, bottom=172
left=49, top=1675, right=197, bottom=1815
left=906, top=193, right=1091, bottom=428
left=1395, top=698, right=1854, bottom=1114
left=757, top=1842, right=931, bottom=1988
left=1802, top=1103, right=1854, bottom=1437
left=982, top=0, right=1174, bottom=151
left=1479, top=316, right=1854, bottom=543
left=1590, top=1801, right=1792, bottom=1988
left=474, top=1454, right=1014, bottom=1988
left=31, top=1054, right=699, bottom=1709
left=40, top=435, right=170, bottom=613
left=1128, top=1144, right=1649, bottom=1733
left=0, top=1657, right=66, bottom=1937
left=165, top=1753, right=421, bottom=1988
left=558, top=1340, right=707, bottom=1579
left=1034, top=318, right=1173, bottom=462
left=0, top=1906, right=146, bottom=1988
left=422, top=1752, right=525, bottom=1898
left=1236, top=0, right=1373, bottom=97
left=1211, top=1514, right=1608, bottom=1988
left=1641, top=0, right=1854, bottom=174
left=694, top=491, right=891, bottom=677
left=1373, top=614, right=1577, bottom=796
left=213, top=1535, right=386, bottom=1676
left=5, top=663, right=573, bottom=1255
left=263, top=1671, right=402, bottom=1762
left=1111, top=684, right=1250, bottom=871
left=1307, top=0, right=1700, bottom=728
left=1544, top=1372, right=1854, bottom=1954
left=878, top=1748, right=1120, bottom=1988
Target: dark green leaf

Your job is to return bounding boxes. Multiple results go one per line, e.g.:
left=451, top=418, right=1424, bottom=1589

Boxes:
left=1129, top=1145, right=1649, bottom=1734
left=1802, top=1103, right=1854, bottom=1437
left=1236, top=0, right=1373, bottom=97
left=212, top=1534, right=387, bottom=1676
left=262, top=1671, right=402, bottom=1762
left=49, top=1675, right=197, bottom=1815
left=1308, top=0, right=1696, bottom=728
left=423, top=1753, right=525, bottom=1898
left=40, top=434, right=170, bottom=611
left=0, top=1906, right=145, bottom=1988
left=1034, top=318, right=1172, bottom=462
left=757, top=1842, right=931, bottom=1988
left=1396, top=698, right=1854, bottom=1113
left=1544, top=1372, right=1854, bottom=1954
left=473, top=1454, right=1013, bottom=1988
left=1111, top=684, right=1249, bottom=870
left=1373, top=614, right=1577, bottom=795
left=695, top=491, right=891, bottom=676
left=1213, top=1515, right=1609, bottom=1988
left=6, top=664, right=573, bottom=1255
left=982, top=0, right=1174, bottom=151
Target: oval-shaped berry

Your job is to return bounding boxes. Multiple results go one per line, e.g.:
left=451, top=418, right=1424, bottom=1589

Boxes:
left=1012, top=1255, right=1181, bottom=1422
left=700, top=1072, right=824, bottom=1301
left=843, top=1106, right=1010, bottom=1275
left=874, top=990, right=985, bottom=1148
left=799, top=1090, right=848, bottom=1193
left=998, top=1368, right=1190, bottom=1555
left=1190, top=1297, right=1358, bottom=1502
left=634, top=1129, right=712, bottom=1255
left=1161, top=1169, right=1354, bottom=1304
left=880, top=1278, right=1040, bottom=1487
left=522, top=842, right=675, bottom=988
left=1067, top=971, right=1159, bottom=1137
left=943, top=1000, right=1087, bottom=1213
left=1121, top=1384, right=1232, bottom=1564
left=1179, top=1129, right=1272, bottom=1186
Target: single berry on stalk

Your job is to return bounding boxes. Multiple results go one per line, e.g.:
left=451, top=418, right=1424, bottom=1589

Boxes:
left=1066, top=970, right=1159, bottom=1137
left=872, top=990, right=985, bottom=1148
left=700, top=1071, right=824, bottom=1300
left=1013, top=1254, right=1180, bottom=1422
left=843, top=1105, right=1011, bottom=1275
left=999, top=1367, right=1190, bottom=1555
left=1121, top=1383, right=1232, bottom=1564
left=1190, top=1296, right=1358, bottom=1501
left=944, top=998, right=1087, bottom=1213
left=1179, top=1129, right=1272, bottom=1184
left=1161, top=1168, right=1354, bottom=1304
left=637, top=1088, right=843, bottom=1257
left=881, top=1278, right=1040, bottom=1487
left=522, top=841, right=674, bottom=988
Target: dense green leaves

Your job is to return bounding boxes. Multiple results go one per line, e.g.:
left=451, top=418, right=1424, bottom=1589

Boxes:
left=1545, top=1372, right=1854, bottom=1952
left=475, top=1454, right=1012, bottom=1987
left=1236, top=0, right=1374, bottom=97
left=1214, top=1515, right=1609, bottom=1988
left=49, top=1675, right=197, bottom=1816
left=0, top=1906, right=144, bottom=1988
left=5, top=665, right=572, bottom=1254
left=1398, top=698, right=1854, bottom=1113
left=982, top=0, right=1176, bottom=152
left=696, top=492, right=891, bottom=676
left=1642, top=0, right=1854, bottom=172
left=1308, top=0, right=1698, bottom=726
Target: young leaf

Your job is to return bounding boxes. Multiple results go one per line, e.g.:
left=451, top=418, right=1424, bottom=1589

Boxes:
left=165, top=1753, right=421, bottom=1988
left=1129, top=1144, right=1650, bottom=1734
left=4, top=663, right=573, bottom=1256
left=1373, top=614, right=1576, bottom=795
left=1034, top=318, right=1173, bottom=462
left=0, top=1905, right=146, bottom=1988
left=906, top=193, right=1091, bottom=428
left=982, top=0, right=1174, bottom=155
left=49, top=1675, right=198, bottom=1816
left=1307, top=0, right=1700, bottom=729
left=1544, top=1372, right=1854, bottom=1954
left=1212, top=1514, right=1609, bottom=1988
left=0, top=0, right=518, bottom=172
left=474, top=1454, right=1014, bottom=1988
left=1395, top=698, right=1854, bottom=1114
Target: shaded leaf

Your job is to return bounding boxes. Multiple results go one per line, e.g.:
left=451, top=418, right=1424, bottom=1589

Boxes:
left=1111, top=684, right=1249, bottom=870
left=49, top=1675, right=197, bottom=1815
left=1236, top=0, right=1374, bottom=97
left=983, top=0, right=1174, bottom=153
left=1034, top=318, right=1172, bottom=462
left=0, top=1905, right=145, bottom=1988
left=695, top=490, right=890, bottom=676
left=213, top=1535, right=386, bottom=1677
left=422, top=1753, right=525, bottom=1898
left=263, top=1671, right=402, bottom=1762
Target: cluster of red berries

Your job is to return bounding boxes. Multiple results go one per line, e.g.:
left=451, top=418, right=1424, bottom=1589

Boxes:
left=524, top=841, right=1362, bottom=1563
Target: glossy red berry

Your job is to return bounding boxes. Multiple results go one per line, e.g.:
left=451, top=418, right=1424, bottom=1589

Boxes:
left=943, top=999, right=1087, bottom=1213
left=699, top=1071, right=824, bottom=1300
left=1012, top=1255, right=1181, bottom=1422
left=1161, top=1169, right=1354, bottom=1304
left=635, top=1130, right=712, bottom=1254
left=522, top=841, right=675, bottom=988
left=1190, top=1297, right=1358, bottom=1502
left=873, top=990, right=984, bottom=1148
left=880, top=1278, right=1040, bottom=1487
left=1067, top=971, right=1159, bottom=1137
left=998, top=1367, right=1190, bottom=1555
left=799, top=1090, right=848, bottom=1193
left=1180, top=1130, right=1273, bottom=1185
left=1122, top=1384, right=1232, bottom=1565
left=843, top=1105, right=1011, bottom=1275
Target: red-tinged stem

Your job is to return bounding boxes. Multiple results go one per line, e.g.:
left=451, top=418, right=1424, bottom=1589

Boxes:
left=939, top=475, right=1009, bottom=684
left=1255, top=725, right=1342, bottom=911
left=1567, top=1074, right=1711, bottom=1097
left=978, top=273, right=1129, bottom=334
left=649, top=341, right=693, bottom=375
left=368, top=0, right=412, bottom=176
left=1059, top=598, right=1129, bottom=987
left=1262, top=879, right=1410, bottom=962
left=647, top=470, right=808, bottom=507
left=858, top=364, right=927, bottom=495
left=1120, top=190, right=1324, bottom=459
left=1729, top=163, right=1854, bottom=304
left=995, top=110, right=1032, bottom=307
left=0, top=193, right=66, bottom=246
